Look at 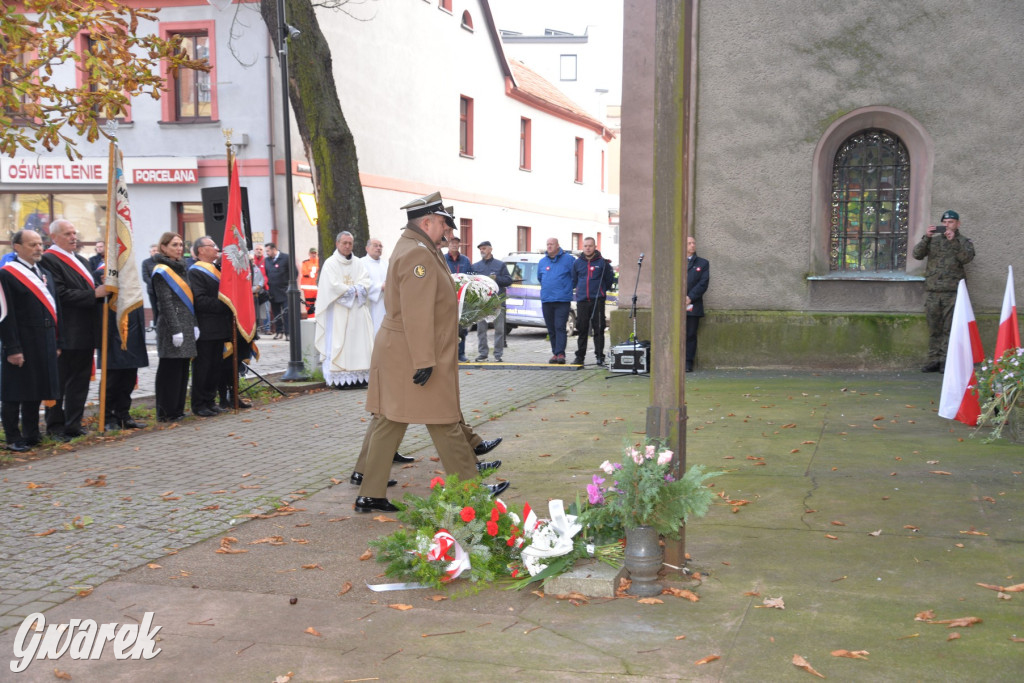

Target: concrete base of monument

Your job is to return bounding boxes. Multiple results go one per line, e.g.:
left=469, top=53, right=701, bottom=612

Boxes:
left=544, top=559, right=627, bottom=598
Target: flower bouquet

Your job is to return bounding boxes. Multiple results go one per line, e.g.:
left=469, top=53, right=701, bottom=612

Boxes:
left=369, top=474, right=521, bottom=589
left=578, top=439, right=722, bottom=540
left=452, top=273, right=506, bottom=328
left=973, top=347, right=1024, bottom=442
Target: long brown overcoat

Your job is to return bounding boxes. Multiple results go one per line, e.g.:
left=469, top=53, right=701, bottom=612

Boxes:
left=365, top=222, right=461, bottom=424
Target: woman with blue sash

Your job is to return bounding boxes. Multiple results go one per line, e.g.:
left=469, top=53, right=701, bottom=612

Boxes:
left=151, top=232, right=198, bottom=421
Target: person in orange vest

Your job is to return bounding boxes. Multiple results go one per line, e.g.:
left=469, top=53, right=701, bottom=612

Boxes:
left=299, top=247, right=318, bottom=316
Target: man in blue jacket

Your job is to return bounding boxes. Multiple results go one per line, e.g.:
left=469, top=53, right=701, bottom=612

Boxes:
left=472, top=240, right=513, bottom=362
left=686, top=235, right=710, bottom=372
left=572, top=237, right=615, bottom=366
left=537, top=237, right=575, bottom=364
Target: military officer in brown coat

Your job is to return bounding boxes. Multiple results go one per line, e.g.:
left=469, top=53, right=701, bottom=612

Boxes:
left=355, top=192, right=510, bottom=512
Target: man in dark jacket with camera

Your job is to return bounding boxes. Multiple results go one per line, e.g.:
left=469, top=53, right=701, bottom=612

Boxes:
left=571, top=237, right=615, bottom=366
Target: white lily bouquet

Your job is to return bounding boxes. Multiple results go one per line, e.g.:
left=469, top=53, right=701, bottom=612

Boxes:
left=452, top=273, right=506, bottom=327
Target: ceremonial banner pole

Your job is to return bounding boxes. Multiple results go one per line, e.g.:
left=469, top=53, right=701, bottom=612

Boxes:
left=226, top=135, right=239, bottom=412
left=98, top=140, right=117, bottom=433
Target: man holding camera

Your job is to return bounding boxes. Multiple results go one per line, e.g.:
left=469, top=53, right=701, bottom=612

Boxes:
left=912, top=210, right=975, bottom=372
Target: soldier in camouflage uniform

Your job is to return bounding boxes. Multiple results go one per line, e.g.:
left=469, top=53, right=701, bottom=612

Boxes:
left=912, top=210, right=975, bottom=372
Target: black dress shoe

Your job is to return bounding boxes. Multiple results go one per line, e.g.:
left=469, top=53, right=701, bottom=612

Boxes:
left=105, top=422, right=122, bottom=432
left=194, top=408, right=217, bottom=418
left=46, top=431, right=70, bottom=442
left=477, top=460, right=501, bottom=472
left=485, top=481, right=510, bottom=497
left=354, top=496, right=400, bottom=513
left=474, top=437, right=503, bottom=456
left=64, top=428, right=88, bottom=438
left=393, top=452, right=415, bottom=463
left=349, top=472, right=396, bottom=487
left=122, top=418, right=147, bottom=429
left=6, top=441, right=29, bottom=453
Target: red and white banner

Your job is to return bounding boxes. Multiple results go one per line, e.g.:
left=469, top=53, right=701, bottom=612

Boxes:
left=104, top=144, right=145, bottom=349
left=993, top=265, right=1020, bottom=360
left=218, top=158, right=257, bottom=342
left=938, top=280, right=984, bottom=425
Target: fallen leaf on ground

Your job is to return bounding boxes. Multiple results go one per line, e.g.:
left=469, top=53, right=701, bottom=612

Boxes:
left=338, top=581, right=352, bottom=595
left=760, top=596, right=785, bottom=609
left=34, top=529, right=57, bottom=537
left=637, top=598, right=664, bottom=605
left=373, top=515, right=398, bottom=523
left=928, top=616, right=982, bottom=628
left=930, top=470, right=952, bottom=476
left=915, top=610, right=936, bottom=621
left=147, top=563, right=161, bottom=569
left=675, top=634, right=687, bottom=640
left=274, top=673, right=294, bottom=683
left=426, top=595, right=447, bottom=602
left=792, top=654, right=825, bottom=678
left=663, top=587, right=699, bottom=601
left=831, top=520, right=846, bottom=526
left=359, top=549, right=373, bottom=561
left=389, top=604, right=414, bottom=611
left=744, top=590, right=761, bottom=597
left=868, top=530, right=882, bottom=536
left=977, top=582, right=1024, bottom=592
left=832, top=649, right=869, bottom=659
left=824, top=534, right=839, bottom=540
left=54, top=669, right=72, bottom=680
left=948, top=632, right=961, bottom=641
left=304, top=627, right=321, bottom=637
left=215, top=537, right=248, bottom=554
left=553, top=592, right=588, bottom=602
left=301, top=564, right=323, bottom=570
left=695, top=654, right=720, bottom=665
left=250, top=536, right=287, bottom=545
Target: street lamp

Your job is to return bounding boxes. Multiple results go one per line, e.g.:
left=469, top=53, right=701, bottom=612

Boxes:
left=274, top=0, right=308, bottom=380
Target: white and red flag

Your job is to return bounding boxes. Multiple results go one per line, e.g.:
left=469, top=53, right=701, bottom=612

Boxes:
left=938, top=279, right=985, bottom=425
left=104, top=143, right=145, bottom=348
left=218, top=157, right=257, bottom=342
left=993, top=265, right=1020, bottom=360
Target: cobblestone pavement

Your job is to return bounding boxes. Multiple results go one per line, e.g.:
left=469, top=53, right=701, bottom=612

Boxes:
left=0, top=327, right=604, bottom=632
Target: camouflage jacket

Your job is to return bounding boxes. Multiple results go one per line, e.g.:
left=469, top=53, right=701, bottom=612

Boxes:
left=912, top=230, right=975, bottom=292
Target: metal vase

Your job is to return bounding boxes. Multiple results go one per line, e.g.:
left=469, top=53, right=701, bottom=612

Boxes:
left=624, top=525, right=663, bottom=597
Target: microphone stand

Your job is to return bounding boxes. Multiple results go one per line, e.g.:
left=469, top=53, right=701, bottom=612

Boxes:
left=608, top=252, right=649, bottom=379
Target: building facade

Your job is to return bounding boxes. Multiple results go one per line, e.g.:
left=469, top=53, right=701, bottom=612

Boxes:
left=617, top=0, right=1024, bottom=368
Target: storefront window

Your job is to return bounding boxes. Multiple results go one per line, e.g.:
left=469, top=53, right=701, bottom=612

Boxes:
left=0, top=192, right=106, bottom=257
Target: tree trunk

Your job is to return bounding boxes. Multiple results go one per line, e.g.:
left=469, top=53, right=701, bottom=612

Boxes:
left=260, top=0, right=369, bottom=258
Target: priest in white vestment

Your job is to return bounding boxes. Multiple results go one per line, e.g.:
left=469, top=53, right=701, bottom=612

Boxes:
left=314, top=232, right=374, bottom=387
left=360, top=237, right=388, bottom=335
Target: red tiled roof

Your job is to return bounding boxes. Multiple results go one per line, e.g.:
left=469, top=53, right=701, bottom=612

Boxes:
left=508, top=58, right=611, bottom=139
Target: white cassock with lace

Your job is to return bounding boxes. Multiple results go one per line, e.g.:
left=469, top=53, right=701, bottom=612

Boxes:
left=314, top=249, right=373, bottom=386
left=360, top=254, right=388, bottom=336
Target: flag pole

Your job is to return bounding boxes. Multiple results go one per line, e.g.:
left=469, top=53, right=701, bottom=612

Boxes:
left=98, top=140, right=116, bottom=433
left=225, top=132, right=240, bottom=412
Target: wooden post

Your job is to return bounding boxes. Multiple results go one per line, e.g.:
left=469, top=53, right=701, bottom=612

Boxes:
left=648, top=0, right=694, bottom=567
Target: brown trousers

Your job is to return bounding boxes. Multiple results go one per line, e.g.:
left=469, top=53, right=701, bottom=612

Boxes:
left=357, top=416, right=480, bottom=498
left=353, top=413, right=482, bottom=474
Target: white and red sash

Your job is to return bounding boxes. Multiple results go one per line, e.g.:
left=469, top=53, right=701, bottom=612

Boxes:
left=45, top=245, right=95, bottom=288
left=3, top=261, right=58, bottom=326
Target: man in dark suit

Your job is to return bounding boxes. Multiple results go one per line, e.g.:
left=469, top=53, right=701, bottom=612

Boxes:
left=686, top=235, right=710, bottom=372
left=0, top=229, right=62, bottom=452
left=141, top=244, right=159, bottom=325
left=188, top=236, right=234, bottom=417
left=264, top=242, right=294, bottom=338
left=40, top=219, right=106, bottom=438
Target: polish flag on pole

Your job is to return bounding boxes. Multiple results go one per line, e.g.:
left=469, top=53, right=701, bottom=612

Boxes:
left=993, top=265, right=1020, bottom=360
left=938, top=279, right=984, bottom=425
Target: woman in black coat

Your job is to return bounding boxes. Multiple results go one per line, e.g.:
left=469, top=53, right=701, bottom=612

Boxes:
left=151, top=232, right=197, bottom=421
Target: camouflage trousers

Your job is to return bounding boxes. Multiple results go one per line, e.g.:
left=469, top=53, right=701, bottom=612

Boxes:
left=925, top=290, right=957, bottom=362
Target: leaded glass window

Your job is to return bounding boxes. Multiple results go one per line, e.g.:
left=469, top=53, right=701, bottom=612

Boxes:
left=830, top=129, right=909, bottom=272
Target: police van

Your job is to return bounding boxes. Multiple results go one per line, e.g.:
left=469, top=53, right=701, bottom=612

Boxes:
left=502, top=251, right=618, bottom=334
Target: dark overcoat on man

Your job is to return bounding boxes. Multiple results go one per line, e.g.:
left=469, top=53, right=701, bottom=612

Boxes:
left=40, top=248, right=100, bottom=434
left=0, top=264, right=61, bottom=402
left=189, top=263, right=233, bottom=414
left=265, top=251, right=294, bottom=304
left=685, top=252, right=710, bottom=371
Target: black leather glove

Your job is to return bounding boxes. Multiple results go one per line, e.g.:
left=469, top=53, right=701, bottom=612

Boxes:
left=412, top=367, right=433, bottom=386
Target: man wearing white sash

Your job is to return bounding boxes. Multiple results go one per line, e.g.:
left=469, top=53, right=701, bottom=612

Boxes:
left=41, top=219, right=107, bottom=439
left=314, top=231, right=373, bottom=387
left=360, top=237, right=388, bottom=336
left=0, top=230, right=61, bottom=452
